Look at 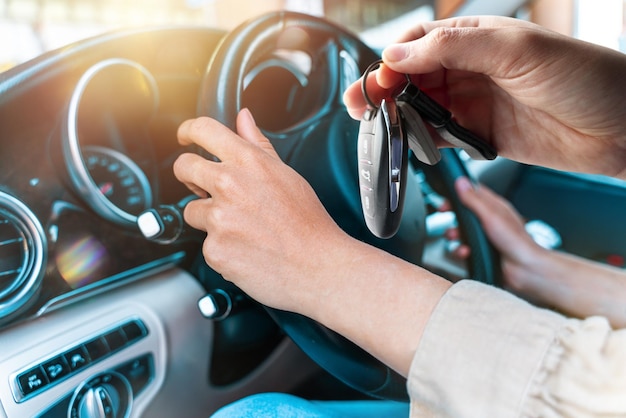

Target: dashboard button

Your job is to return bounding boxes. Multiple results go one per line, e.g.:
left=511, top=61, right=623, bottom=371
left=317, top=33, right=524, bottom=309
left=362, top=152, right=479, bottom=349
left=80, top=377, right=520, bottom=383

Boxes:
left=85, top=337, right=109, bottom=361
left=104, top=329, right=127, bottom=351
left=121, top=321, right=145, bottom=342
left=360, top=186, right=376, bottom=218
left=42, top=355, right=70, bottom=382
left=116, top=354, right=153, bottom=395
left=18, top=366, right=49, bottom=396
left=64, top=346, right=90, bottom=371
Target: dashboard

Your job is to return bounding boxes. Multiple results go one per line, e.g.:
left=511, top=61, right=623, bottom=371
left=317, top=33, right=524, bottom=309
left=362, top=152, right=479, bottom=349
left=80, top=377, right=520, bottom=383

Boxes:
left=0, top=27, right=216, bottom=328
left=0, top=25, right=328, bottom=417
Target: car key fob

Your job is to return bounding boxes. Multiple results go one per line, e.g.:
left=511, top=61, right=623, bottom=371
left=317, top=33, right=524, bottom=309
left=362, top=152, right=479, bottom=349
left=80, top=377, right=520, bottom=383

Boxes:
left=396, top=100, right=441, bottom=165
left=395, top=82, right=497, bottom=161
left=357, top=98, right=408, bottom=239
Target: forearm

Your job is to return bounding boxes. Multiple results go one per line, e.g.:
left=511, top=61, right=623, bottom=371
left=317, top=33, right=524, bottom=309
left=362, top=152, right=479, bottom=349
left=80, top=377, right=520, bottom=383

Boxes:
left=301, top=235, right=451, bottom=377
left=510, top=247, right=626, bottom=328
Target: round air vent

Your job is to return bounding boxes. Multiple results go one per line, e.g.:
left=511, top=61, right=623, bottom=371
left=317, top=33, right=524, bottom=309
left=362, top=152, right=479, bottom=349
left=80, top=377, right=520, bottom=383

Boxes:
left=0, top=192, right=46, bottom=320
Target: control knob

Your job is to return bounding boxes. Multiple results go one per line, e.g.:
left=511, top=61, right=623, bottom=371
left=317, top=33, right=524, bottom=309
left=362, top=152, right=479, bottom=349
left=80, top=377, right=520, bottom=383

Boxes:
left=68, top=372, right=132, bottom=418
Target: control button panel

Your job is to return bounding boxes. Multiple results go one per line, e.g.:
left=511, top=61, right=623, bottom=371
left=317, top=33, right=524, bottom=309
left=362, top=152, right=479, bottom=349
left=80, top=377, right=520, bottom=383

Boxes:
left=37, top=354, right=154, bottom=418
left=13, top=319, right=148, bottom=402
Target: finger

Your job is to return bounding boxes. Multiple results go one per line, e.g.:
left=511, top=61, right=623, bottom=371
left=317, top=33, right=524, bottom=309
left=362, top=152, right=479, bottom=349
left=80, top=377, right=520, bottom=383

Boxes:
left=182, top=183, right=209, bottom=199
left=445, top=227, right=460, bottom=241
left=390, top=16, right=539, bottom=50
left=177, top=116, right=249, bottom=161
left=438, top=200, right=453, bottom=212
left=382, top=17, right=551, bottom=80
left=455, top=176, right=516, bottom=228
left=376, top=64, right=408, bottom=90
left=343, top=72, right=384, bottom=119
left=343, top=67, right=406, bottom=120
left=454, top=177, right=493, bottom=224
left=182, top=198, right=211, bottom=232
left=236, top=108, right=280, bottom=159
left=451, top=243, right=471, bottom=260
left=342, top=80, right=369, bottom=120
left=392, top=16, right=497, bottom=44
left=173, top=152, right=217, bottom=197
left=457, top=177, right=505, bottom=212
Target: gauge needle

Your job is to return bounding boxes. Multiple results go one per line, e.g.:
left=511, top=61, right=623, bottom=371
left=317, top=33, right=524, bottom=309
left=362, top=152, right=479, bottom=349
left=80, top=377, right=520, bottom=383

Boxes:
left=99, top=182, right=114, bottom=196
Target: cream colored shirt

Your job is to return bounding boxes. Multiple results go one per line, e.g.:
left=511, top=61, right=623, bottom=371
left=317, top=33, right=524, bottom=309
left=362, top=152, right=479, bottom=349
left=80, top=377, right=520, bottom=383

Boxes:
left=407, top=280, right=626, bottom=417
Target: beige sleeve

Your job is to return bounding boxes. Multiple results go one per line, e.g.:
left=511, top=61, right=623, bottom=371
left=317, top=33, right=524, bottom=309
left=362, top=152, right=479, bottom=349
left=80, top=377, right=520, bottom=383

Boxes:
left=407, top=280, right=626, bottom=418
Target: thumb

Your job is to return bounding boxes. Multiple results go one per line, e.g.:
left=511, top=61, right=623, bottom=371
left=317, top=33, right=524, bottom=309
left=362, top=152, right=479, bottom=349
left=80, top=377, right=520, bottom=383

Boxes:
left=236, top=108, right=280, bottom=159
left=381, top=21, right=535, bottom=80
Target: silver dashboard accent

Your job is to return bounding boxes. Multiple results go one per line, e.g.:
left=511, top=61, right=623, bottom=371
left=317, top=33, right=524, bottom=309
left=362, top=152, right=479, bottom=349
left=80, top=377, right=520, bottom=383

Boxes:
left=244, top=45, right=313, bottom=92
left=197, top=289, right=232, bottom=321
left=243, top=57, right=310, bottom=90
left=425, top=211, right=458, bottom=238
left=0, top=191, right=46, bottom=320
left=63, top=58, right=159, bottom=227
left=69, top=371, right=132, bottom=418
left=136, top=211, right=162, bottom=239
left=339, top=49, right=360, bottom=98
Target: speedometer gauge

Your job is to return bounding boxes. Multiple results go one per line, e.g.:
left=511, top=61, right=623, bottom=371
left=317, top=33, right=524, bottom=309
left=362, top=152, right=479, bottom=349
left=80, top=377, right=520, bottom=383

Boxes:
left=83, top=146, right=153, bottom=217
left=62, top=58, right=159, bottom=227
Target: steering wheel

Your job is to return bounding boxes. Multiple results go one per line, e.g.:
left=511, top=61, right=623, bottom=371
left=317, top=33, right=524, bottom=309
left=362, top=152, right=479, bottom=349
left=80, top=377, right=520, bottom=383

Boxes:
left=198, top=11, right=500, bottom=401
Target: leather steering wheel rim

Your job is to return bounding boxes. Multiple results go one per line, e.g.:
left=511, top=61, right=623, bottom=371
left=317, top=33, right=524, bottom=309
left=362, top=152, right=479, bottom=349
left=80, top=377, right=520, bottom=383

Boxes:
left=198, top=11, right=500, bottom=401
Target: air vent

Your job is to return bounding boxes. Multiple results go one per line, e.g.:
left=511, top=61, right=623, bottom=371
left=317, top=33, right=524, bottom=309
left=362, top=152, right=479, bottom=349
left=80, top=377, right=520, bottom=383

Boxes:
left=0, top=192, right=46, bottom=320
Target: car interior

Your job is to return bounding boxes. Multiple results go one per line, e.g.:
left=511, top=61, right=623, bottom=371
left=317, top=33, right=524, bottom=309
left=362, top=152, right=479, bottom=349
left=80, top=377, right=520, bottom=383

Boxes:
left=0, top=0, right=625, bottom=417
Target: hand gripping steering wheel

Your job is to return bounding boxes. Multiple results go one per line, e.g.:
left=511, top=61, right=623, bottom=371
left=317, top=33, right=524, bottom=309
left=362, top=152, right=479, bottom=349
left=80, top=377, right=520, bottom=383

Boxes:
left=198, top=11, right=500, bottom=401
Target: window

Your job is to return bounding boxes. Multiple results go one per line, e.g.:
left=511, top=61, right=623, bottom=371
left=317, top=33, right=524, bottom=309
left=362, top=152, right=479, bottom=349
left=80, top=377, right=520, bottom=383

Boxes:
left=575, top=0, right=625, bottom=51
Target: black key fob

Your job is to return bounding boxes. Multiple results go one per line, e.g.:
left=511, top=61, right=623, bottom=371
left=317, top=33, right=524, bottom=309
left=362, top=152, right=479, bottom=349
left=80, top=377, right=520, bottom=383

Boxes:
left=357, top=99, right=408, bottom=239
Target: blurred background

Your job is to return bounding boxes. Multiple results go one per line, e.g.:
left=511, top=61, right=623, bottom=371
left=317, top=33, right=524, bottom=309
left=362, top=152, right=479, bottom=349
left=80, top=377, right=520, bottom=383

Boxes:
left=1, top=0, right=625, bottom=72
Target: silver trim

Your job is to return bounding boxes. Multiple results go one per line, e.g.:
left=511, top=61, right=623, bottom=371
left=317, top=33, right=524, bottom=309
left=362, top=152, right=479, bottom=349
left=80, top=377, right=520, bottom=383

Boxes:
left=243, top=57, right=309, bottom=91
left=64, top=58, right=159, bottom=227
left=197, top=289, right=232, bottom=320
left=67, top=371, right=132, bottom=418
left=0, top=191, right=46, bottom=320
left=338, top=50, right=360, bottom=99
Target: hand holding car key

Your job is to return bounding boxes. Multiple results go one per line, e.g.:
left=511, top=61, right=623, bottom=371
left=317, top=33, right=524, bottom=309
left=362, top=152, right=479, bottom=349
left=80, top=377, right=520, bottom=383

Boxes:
left=357, top=60, right=497, bottom=239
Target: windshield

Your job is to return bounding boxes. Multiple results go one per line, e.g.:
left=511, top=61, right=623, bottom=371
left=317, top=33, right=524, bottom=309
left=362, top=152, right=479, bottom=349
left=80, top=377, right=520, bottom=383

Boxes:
left=1, top=0, right=624, bottom=73
left=0, top=0, right=432, bottom=72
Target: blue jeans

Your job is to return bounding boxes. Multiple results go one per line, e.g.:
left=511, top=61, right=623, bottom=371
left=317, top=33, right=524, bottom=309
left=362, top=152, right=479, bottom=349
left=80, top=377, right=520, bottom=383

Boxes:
left=211, top=393, right=410, bottom=417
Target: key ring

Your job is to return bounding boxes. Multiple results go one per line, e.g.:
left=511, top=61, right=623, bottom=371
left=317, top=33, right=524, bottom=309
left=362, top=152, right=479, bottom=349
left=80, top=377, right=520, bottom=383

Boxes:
left=360, top=59, right=497, bottom=161
left=360, top=59, right=412, bottom=110
left=360, top=60, right=382, bottom=109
